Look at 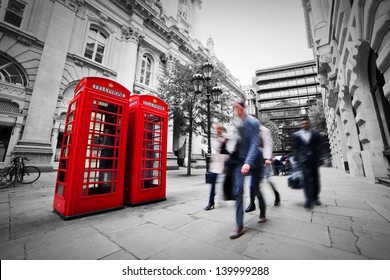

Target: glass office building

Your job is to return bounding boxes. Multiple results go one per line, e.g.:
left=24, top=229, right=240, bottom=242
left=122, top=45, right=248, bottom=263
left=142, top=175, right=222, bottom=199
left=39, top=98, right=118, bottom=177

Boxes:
left=255, top=60, right=321, bottom=152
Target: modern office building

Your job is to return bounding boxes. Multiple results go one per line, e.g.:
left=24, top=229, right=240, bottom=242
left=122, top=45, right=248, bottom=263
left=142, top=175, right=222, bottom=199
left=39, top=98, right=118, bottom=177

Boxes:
left=0, top=0, right=244, bottom=170
left=302, top=0, right=390, bottom=183
left=255, top=60, right=322, bottom=152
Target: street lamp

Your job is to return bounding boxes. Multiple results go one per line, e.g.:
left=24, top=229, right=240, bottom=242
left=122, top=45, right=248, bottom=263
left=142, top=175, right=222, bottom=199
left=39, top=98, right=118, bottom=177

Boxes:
left=192, top=61, right=222, bottom=182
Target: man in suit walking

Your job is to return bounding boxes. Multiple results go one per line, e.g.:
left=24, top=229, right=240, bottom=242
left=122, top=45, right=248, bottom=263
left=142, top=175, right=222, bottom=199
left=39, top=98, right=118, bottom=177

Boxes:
left=292, top=116, right=324, bottom=209
left=229, top=101, right=262, bottom=239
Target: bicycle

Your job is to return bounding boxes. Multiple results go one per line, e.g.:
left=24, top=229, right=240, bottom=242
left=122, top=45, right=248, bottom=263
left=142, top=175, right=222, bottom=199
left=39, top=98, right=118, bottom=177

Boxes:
left=0, top=156, right=41, bottom=189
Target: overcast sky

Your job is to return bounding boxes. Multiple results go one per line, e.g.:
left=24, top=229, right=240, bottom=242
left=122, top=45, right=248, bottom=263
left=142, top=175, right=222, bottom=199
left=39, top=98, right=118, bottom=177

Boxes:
left=197, top=0, right=314, bottom=86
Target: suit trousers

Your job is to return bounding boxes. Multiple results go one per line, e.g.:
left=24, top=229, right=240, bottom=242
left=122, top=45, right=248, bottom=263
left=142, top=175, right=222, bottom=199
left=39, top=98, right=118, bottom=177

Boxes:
left=233, top=155, right=262, bottom=228
left=302, top=162, right=320, bottom=204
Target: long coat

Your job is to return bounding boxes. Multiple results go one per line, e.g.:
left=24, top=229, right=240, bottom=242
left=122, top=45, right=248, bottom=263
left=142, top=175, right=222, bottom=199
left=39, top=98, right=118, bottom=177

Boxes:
left=292, top=129, right=324, bottom=168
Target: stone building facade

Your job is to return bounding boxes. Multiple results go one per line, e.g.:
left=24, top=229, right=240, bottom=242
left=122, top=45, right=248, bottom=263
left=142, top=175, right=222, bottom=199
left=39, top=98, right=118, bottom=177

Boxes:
left=302, top=0, right=390, bottom=183
left=0, top=0, right=244, bottom=170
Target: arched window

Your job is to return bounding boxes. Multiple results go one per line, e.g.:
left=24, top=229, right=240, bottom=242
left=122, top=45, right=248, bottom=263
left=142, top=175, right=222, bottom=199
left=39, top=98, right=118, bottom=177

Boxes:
left=84, top=26, right=108, bottom=64
left=0, top=54, right=27, bottom=86
left=140, top=54, right=153, bottom=86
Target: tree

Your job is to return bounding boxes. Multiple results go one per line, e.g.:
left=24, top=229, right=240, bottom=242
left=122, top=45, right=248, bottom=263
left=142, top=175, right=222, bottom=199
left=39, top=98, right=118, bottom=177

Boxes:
left=158, top=59, right=233, bottom=175
left=308, top=99, right=328, bottom=135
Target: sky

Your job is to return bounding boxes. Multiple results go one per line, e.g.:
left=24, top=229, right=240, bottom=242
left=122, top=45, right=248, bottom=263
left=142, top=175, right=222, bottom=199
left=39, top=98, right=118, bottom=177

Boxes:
left=197, top=0, right=314, bottom=85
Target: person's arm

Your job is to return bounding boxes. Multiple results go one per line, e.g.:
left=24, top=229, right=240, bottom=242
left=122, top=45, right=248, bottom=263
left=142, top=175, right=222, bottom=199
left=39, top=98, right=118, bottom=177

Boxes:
left=242, top=119, right=260, bottom=174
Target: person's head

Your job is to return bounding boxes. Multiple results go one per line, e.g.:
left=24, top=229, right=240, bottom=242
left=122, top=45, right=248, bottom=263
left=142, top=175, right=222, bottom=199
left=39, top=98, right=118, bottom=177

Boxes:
left=234, top=101, right=246, bottom=120
left=301, top=116, right=310, bottom=130
left=215, top=124, right=225, bottom=136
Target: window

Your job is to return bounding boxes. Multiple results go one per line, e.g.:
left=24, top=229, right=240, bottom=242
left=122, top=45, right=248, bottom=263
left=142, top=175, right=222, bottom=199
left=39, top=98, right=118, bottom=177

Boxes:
left=0, top=54, right=27, bottom=86
left=4, top=0, right=26, bottom=28
left=140, top=55, right=152, bottom=86
left=84, top=26, right=108, bottom=64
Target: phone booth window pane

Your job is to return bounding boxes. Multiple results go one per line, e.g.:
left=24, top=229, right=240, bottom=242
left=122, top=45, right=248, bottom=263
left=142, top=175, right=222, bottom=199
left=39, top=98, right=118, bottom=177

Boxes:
left=82, top=99, right=122, bottom=196
left=56, top=183, right=64, bottom=196
left=141, top=113, right=164, bottom=189
left=57, top=170, right=67, bottom=183
left=59, top=159, right=67, bottom=170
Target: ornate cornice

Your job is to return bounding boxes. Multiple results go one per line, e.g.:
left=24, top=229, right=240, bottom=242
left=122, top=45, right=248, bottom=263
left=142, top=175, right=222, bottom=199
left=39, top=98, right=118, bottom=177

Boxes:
left=302, top=0, right=313, bottom=48
left=56, top=0, right=84, bottom=12
left=121, top=24, right=144, bottom=43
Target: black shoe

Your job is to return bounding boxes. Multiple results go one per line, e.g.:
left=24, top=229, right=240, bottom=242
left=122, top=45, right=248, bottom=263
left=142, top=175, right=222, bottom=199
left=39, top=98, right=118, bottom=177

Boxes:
left=274, top=191, right=281, bottom=206
left=314, top=200, right=322, bottom=206
left=245, top=204, right=256, bottom=213
left=304, top=202, right=312, bottom=209
left=205, top=202, right=215, bottom=211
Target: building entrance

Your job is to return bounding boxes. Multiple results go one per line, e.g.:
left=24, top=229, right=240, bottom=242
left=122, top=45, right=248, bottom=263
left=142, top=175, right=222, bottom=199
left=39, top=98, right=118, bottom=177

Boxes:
left=0, top=126, right=12, bottom=162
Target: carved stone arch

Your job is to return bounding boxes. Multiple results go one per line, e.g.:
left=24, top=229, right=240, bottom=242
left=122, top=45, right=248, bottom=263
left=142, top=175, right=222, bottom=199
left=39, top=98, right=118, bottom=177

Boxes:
left=58, top=111, right=68, bottom=121
left=58, top=81, right=79, bottom=116
left=62, top=81, right=79, bottom=101
left=86, top=12, right=116, bottom=34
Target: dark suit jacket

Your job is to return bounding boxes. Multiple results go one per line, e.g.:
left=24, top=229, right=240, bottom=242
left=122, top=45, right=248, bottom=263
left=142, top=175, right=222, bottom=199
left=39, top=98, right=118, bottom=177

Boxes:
left=293, top=128, right=324, bottom=168
left=236, top=115, right=260, bottom=167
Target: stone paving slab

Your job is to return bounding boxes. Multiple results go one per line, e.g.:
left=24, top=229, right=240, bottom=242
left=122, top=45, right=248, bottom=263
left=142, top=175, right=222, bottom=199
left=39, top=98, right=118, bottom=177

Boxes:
left=356, top=231, right=390, bottom=259
left=241, top=231, right=366, bottom=260
left=245, top=216, right=331, bottom=247
left=25, top=226, right=121, bottom=260
left=152, top=236, right=250, bottom=260
left=311, top=212, right=353, bottom=230
left=326, top=205, right=387, bottom=222
left=108, top=223, right=188, bottom=259
left=328, top=226, right=360, bottom=254
left=141, top=208, right=195, bottom=230
left=174, top=218, right=258, bottom=255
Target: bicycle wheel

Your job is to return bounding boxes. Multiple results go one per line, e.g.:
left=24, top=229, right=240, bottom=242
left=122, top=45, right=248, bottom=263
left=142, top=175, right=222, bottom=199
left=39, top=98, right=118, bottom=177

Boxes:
left=18, top=166, right=41, bottom=184
left=0, top=168, right=16, bottom=189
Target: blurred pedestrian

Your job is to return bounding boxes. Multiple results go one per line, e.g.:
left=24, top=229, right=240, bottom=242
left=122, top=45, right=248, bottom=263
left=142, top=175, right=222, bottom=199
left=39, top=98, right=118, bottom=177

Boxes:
left=292, top=116, right=324, bottom=208
left=229, top=101, right=262, bottom=239
left=246, top=124, right=280, bottom=212
left=205, top=124, right=229, bottom=210
left=271, top=156, right=284, bottom=176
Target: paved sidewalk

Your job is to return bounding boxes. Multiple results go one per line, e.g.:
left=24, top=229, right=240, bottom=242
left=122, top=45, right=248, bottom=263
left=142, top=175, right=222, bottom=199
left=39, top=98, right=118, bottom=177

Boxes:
left=0, top=167, right=390, bottom=260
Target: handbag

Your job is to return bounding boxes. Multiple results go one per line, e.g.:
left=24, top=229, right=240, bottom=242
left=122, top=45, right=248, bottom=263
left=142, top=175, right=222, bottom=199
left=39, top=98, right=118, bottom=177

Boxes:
left=288, top=170, right=303, bottom=189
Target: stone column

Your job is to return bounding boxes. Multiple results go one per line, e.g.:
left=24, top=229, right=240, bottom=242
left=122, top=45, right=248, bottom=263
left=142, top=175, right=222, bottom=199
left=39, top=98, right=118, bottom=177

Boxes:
left=14, top=0, right=83, bottom=171
left=116, top=24, right=144, bottom=92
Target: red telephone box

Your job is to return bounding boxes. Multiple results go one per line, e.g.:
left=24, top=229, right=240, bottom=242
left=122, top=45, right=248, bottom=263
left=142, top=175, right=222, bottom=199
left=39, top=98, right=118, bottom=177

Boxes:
left=53, top=77, right=130, bottom=218
left=124, top=95, right=168, bottom=205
